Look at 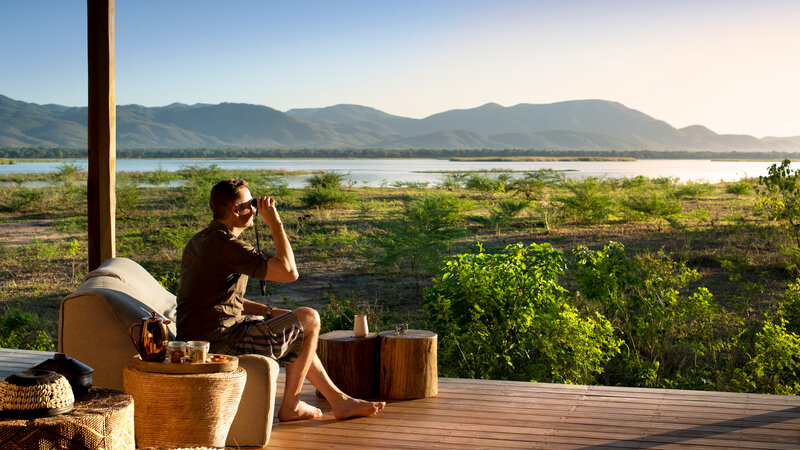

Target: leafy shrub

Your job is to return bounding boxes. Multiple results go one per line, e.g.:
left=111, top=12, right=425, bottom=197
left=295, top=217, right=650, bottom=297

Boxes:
left=572, top=242, right=729, bottom=387
left=622, top=191, right=682, bottom=221
left=674, top=181, right=714, bottom=199
left=143, top=167, right=175, bottom=186
left=465, top=174, right=506, bottom=195
left=0, top=188, right=44, bottom=213
left=392, top=181, right=429, bottom=189
left=725, top=180, right=752, bottom=195
left=779, top=279, right=800, bottom=334
left=438, top=172, right=469, bottom=190
left=307, top=171, right=348, bottom=189
left=297, top=227, right=361, bottom=262
left=301, top=186, right=354, bottom=209
left=469, top=198, right=531, bottom=231
left=0, top=308, right=54, bottom=351
left=509, top=170, right=563, bottom=199
left=617, top=175, right=649, bottom=189
left=116, top=182, right=140, bottom=219
left=555, top=178, right=614, bottom=223
left=425, top=242, right=620, bottom=383
left=738, top=320, right=800, bottom=395
left=369, top=194, right=472, bottom=278
left=56, top=161, right=83, bottom=186
left=758, top=160, right=800, bottom=268
left=652, top=176, right=678, bottom=186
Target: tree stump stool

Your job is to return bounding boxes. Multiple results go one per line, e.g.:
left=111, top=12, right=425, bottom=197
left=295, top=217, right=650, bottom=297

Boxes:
left=379, top=329, right=438, bottom=399
left=317, top=330, right=379, bottom=399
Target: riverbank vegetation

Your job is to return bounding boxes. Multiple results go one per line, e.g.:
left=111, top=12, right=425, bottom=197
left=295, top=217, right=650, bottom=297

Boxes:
left=2, top=161, right=800, bottom=394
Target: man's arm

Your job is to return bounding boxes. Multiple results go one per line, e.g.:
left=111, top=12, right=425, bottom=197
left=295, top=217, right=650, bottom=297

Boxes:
left=242, top=299, right=291, bottom=318
left=257, top=196, right=299, bottom=283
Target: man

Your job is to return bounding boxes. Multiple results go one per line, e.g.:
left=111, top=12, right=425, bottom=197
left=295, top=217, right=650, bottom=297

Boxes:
left=177, top=179, right=385, bottom=421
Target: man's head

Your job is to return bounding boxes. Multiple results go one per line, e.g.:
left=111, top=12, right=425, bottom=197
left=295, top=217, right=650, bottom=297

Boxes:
left=210, top=179, right=252, bottom=221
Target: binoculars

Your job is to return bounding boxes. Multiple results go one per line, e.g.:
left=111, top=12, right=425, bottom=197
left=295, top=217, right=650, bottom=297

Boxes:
left=250, top=198, right=258, bottom=209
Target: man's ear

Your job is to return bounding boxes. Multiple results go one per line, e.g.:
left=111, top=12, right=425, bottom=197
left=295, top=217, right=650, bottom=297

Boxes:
left=230, top=203, right=241, bottom=218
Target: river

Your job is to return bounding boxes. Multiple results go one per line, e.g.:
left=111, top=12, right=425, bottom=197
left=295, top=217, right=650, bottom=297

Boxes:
left=0, top=158, right=780, bottom=187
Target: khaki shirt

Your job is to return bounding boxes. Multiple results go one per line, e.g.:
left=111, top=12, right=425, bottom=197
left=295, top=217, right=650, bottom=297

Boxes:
left=176, top=220, right=269, bottom=342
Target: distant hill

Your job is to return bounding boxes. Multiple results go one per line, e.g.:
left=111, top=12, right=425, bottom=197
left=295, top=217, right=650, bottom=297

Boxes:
left=2, top=93, right=799, bottom=151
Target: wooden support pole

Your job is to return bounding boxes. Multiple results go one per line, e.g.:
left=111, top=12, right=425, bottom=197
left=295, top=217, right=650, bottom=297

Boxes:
left=87, top=0, right=116, bottom=270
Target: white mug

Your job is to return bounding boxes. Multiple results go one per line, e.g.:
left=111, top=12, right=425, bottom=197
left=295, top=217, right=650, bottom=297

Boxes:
left=354, top=314, right=368, bottom=338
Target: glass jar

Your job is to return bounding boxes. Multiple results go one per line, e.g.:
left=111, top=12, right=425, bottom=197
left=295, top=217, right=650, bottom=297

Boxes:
left=166, top=341, right=187, bottom=363
left=187, top=341, right=210, bottom=363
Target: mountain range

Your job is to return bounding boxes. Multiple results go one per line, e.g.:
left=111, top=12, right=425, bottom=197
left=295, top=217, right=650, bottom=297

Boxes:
left=2, top=93, right=799, bottom=152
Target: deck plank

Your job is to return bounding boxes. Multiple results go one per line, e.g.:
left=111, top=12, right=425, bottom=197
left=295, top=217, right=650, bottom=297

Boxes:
left=2, top=348, right=799, bottom=449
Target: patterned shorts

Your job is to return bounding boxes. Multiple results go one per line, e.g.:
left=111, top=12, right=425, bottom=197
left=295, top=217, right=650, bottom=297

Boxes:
left=214, top=312, right=304, bottom=363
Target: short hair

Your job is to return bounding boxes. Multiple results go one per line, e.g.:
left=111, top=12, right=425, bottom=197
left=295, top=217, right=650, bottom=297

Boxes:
left=209, top=179, right=249, bottom=219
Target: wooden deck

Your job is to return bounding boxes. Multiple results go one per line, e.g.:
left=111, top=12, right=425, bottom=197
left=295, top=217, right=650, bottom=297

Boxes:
left=3, top=348, right=800, bottom=449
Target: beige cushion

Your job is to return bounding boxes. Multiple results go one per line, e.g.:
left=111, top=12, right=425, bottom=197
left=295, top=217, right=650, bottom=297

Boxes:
left=85, top=257, right=178, bottom=325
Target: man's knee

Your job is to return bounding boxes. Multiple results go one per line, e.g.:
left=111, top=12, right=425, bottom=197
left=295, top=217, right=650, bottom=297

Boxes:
left=294, top=307, right=320, bottom=331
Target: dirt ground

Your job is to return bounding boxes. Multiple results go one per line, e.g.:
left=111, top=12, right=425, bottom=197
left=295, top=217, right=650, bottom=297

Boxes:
left=0, top=219, right=70, bottom=246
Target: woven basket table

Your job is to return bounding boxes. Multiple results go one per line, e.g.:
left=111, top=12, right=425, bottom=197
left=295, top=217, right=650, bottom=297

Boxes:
left=0, top=388, right=134, bottom=449
left=123, top=365, right=246, bottom=448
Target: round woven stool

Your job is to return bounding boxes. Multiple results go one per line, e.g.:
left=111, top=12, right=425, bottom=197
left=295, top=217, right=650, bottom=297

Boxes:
left=123, top=365, right=246, bottom=448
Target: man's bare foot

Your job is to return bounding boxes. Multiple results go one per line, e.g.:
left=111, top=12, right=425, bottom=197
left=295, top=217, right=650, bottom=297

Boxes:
left=332, top=397, right=386, bottom=420
left=278, top=400, right=323, bottom=422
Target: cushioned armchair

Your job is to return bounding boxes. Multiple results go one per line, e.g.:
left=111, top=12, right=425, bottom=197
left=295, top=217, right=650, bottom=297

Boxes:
left=59, top=257, right=279, bottom=448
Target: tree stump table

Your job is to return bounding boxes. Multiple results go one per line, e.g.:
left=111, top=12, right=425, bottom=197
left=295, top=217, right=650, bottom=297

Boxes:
left=0, top=388, right=135, bottom=449
left=379, top=329, right=438, bottom=399
left=316, top=330, right=379, bottom=399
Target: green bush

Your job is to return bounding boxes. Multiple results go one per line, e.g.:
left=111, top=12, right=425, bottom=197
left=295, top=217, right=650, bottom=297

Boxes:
left=469, top=198, right=531, bottom=231
left=758, top=160, right=800, bottom=268
left=572, top=242, right=729, bottom=388
left=301, top=186, right=354, bottom=209
left=297, top=227, right=361, bottom=262
left=509, top=170, right=563, bottom=199
left=622, top=191, right=682, bottom=221
left=555, top=178, right=614, bottom=223
left=438, top=172, right=469, bottom=190
left=674, top=181, right=714, bottom=199
left=424, top=242, right=620, bottom=383
left=738, top=320, right=800, bottom=395
left=369, top=194, right=472, bottom=278
left=307, top=171, right=348, bottom=189
left=465, top=174, right=507, bottom=195
left=0, top=188, right=44, bottom=213
left=725, top=180, right=752, bottom=195
left=0, top=308, right=54, bottom=351
left=56, top=161, right=82, bottom=186
left=779, top=279, right=800, bottom=334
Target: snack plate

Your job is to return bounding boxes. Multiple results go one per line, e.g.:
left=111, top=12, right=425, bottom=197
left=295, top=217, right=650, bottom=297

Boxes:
left=132, top=354, right=238, bottom=374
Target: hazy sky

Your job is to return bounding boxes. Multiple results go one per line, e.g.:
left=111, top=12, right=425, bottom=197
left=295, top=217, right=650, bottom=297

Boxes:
left=2, top=1, right=799, bottom=137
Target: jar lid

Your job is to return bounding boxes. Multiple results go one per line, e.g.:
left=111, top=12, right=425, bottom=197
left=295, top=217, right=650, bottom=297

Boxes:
left=30, top=353, right=93, bottom=377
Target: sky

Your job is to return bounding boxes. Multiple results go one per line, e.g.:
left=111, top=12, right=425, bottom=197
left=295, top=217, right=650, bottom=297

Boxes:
left=1, top=0, right=799, bottom=138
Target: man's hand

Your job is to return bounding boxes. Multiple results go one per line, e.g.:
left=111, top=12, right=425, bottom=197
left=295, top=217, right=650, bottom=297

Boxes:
left=257, top=196, right=283, bottom=229
left=270, top=307, right=291, bottom=318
